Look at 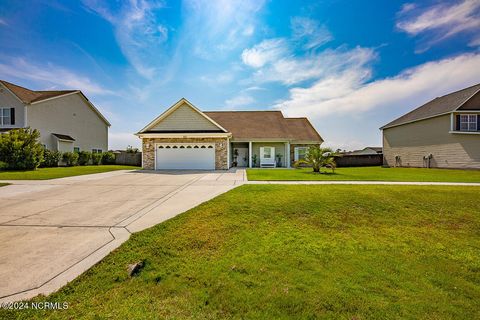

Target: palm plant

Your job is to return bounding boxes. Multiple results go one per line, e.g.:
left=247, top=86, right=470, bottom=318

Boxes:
left=294, top=146, right=338, bottom=173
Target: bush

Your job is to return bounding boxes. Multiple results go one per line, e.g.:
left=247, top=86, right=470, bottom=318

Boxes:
left=41, top=149, right=62, bottom=167
left=101, top=151, right=116, bottom=165
left=0, top=128, right=44, bottom=170
left=62, top=152, right=79, bottom=166
left=78, top=151, right=92, bottom=165
left=91, top=153, right=102, bottom=165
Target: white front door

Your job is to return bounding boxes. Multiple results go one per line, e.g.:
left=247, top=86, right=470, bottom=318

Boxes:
left=260, top=146, right=275, bottom=165
left=156, top=144, right=215, bottom=170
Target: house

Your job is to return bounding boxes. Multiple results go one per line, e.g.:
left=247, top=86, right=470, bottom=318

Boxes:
left=136, top=98, right=323, bottom=170
left=342, top=147, right=382, bottom=156
left=0, top=80, right=110, bottom=153
left=381, top=84, right=480, bottom=169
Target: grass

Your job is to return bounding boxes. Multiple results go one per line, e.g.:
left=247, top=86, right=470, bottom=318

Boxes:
left=0, top=165, right=140, bottom=180
left=3, top=185, right=480, bottom=319
left=247, top=166, right=480, bottom=182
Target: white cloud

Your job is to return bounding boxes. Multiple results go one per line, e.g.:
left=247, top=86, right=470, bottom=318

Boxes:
left=396, top=0, right=480, bottom=50
left=0, top=18, right=7, bottom=26
left=241, top=38, right=288, bottom=68
left=0, top=57, right=113, bottom=96
left=225, top=94, right=255, bottom=108
left=183, top=0, right=266, bottom=59
left=109, top=132, right=141, bottom=150
left=291, top=16, right=333, bottom=50
left=276, top=53, right=480, bottom=120
left=83, top=0, right=167, bottom=79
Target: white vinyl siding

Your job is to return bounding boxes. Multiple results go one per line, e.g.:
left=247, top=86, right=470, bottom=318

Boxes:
left=150, top=103, right=220, bottom=131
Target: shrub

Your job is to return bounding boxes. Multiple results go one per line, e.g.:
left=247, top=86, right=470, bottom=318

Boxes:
left=42, top=149, right=62, bottom=167
left=101, top=151, right=116, bottom=165
left=91, top=153, right=102, bottom=165
left=78, top=151, right=92, bottom=165
left=0, top=128, right=44, bottom=170
left=62, top=152, right=79, bottom=166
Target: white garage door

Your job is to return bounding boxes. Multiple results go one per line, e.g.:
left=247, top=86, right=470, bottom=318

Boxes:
left=155, top=144, right=215, bottom=170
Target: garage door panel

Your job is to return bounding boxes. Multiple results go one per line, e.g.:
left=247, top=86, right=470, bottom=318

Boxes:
left=156, top=144, right=215, bottom=170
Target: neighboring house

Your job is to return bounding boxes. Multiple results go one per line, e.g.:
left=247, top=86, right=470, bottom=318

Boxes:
left=0, top=80, right=110, bottom=153
left=136, top=98, right=323, bottom=170
left=381, top=84, right=480, bottom=169
left=342, top=147, right=382, bottom=156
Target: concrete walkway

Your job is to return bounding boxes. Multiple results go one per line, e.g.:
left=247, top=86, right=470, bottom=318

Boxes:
left=0, top=169, right=245, bottom=303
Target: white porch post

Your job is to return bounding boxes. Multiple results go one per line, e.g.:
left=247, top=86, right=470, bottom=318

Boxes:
left=285, top=142, right=291, bottom=168
left=227, top=137, right=230, bottom=169
left=450, top=113, right=454, bottom=131
left=248, top=141, right=252, bottom=168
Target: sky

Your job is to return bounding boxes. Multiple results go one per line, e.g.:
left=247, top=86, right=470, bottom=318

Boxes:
left=0, top=0, right=479, bottom=150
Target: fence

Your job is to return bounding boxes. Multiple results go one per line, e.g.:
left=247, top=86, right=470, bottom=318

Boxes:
left=114, top=151, right=142, bottom=166
left=334, top=154, right=383, bottom=167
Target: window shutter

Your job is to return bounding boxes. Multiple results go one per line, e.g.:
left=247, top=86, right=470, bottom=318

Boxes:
left=477, top=115, right=480, bottom=131
left=456, top=115, right=460, bottom=131
left=10, top=108, right=15, bottom=125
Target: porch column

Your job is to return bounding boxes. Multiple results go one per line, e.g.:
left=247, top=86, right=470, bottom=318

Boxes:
left=285, top=142, right=291, bottom=168
left=226, top=137, right=230, bottom=169
left=248, top=141, right=252, bottom=168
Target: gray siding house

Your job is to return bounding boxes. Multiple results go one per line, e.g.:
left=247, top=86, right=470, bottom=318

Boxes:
left=137, top=98, right=323, bottom=170
left=0, top=80, right=110, bottom=153
left=381, top=84, right=480, bottom=169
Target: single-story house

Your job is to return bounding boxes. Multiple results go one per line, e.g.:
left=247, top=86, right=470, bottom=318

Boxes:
left=136, top=98, right=323, bottom=170
left=342, top=147, right=382, bottom=156
left=381, top=83, right=480, bottom=169
left=0, top=80, right=110, bottom=153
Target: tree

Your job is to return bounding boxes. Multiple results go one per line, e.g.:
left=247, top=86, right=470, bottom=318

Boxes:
left=0, top=128, right=44, bottom=170
left=294, top=146, right=338, bottom=173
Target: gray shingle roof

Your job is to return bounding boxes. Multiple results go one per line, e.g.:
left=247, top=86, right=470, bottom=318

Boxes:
left=381, top=83, right=480, bottom=129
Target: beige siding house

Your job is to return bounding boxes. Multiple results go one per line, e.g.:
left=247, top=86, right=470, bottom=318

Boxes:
left=381, top=84, right=480, bottom=169
left=0, top=80, right=110, bottom=153
left=137, top=98, right=323, bottom=170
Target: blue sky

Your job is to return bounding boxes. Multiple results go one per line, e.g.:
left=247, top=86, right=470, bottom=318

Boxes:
left=0, top=0, right=479, bottom=150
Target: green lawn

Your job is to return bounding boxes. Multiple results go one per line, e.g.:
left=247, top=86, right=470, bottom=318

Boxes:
left=0, top=165, right=140, bottom=180
left=247, top=166, right=480, bottom=182
left=4, top=185, right=480, bottom=319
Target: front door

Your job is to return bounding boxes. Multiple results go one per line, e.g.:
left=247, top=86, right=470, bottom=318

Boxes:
left=260, top=146, right=275, bottom=166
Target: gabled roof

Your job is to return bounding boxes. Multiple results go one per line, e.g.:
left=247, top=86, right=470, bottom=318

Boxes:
left=0, top=80, right=77, bottom=103
left=0, top=80, right=111, bottom=126
left=138, top=98, right=228, bottom=134
left=381, top=83, right=480, bottom=129
left=204, top=111, right=323, bottom=142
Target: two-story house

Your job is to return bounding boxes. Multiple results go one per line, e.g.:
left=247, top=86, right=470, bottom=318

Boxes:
left=0, top=80, right=110, bottom=153
left=381, top=83, right=480, bottom=169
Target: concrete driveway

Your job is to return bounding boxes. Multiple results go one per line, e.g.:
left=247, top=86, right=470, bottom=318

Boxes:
left=0, top=169, right=245, bottom=302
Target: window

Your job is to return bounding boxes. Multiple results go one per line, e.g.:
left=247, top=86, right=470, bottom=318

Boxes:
left=263, top=147, right=272, bottom=158
left=460, top=114, right=477, bottom=131
left=92, top=149, right=102, bottom=153
left=0, top=108, right=11, bottom=125
left=74, top=147, right=80, bottom=153
left=294, top=147, right=308, bottom=161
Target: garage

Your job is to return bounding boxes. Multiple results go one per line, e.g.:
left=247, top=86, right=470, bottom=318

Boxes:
left=155, top=143, right=215, bottom=170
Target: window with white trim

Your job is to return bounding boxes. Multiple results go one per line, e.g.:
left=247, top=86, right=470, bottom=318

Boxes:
left=460, top=114, right=477, bottom=132
left=263, top=147, right=272, bottom=159
left=92, top=149, right=102, bottom=153
left=294, top=147, right=308, bottom=161
left=0, top=108, right=11, bottom=125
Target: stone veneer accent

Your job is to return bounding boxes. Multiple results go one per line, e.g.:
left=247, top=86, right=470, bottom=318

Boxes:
left=142, top=137, right=228, bottom=170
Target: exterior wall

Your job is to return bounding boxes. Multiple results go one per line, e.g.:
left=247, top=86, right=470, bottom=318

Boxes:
left=142, top=137, right=228, bottom=170
left=251, top=142, right=287, bottom=167
left=26, top=93, right=108, bottom=152
left=383, top=114, right=480, bottom=169
left=459, top=91, right=480, bottom=110
left=0, top=84, right=26, bottom=129
left=150, top=103, right=220, bottom=131
left=57, top=140, right=74, bottom=153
